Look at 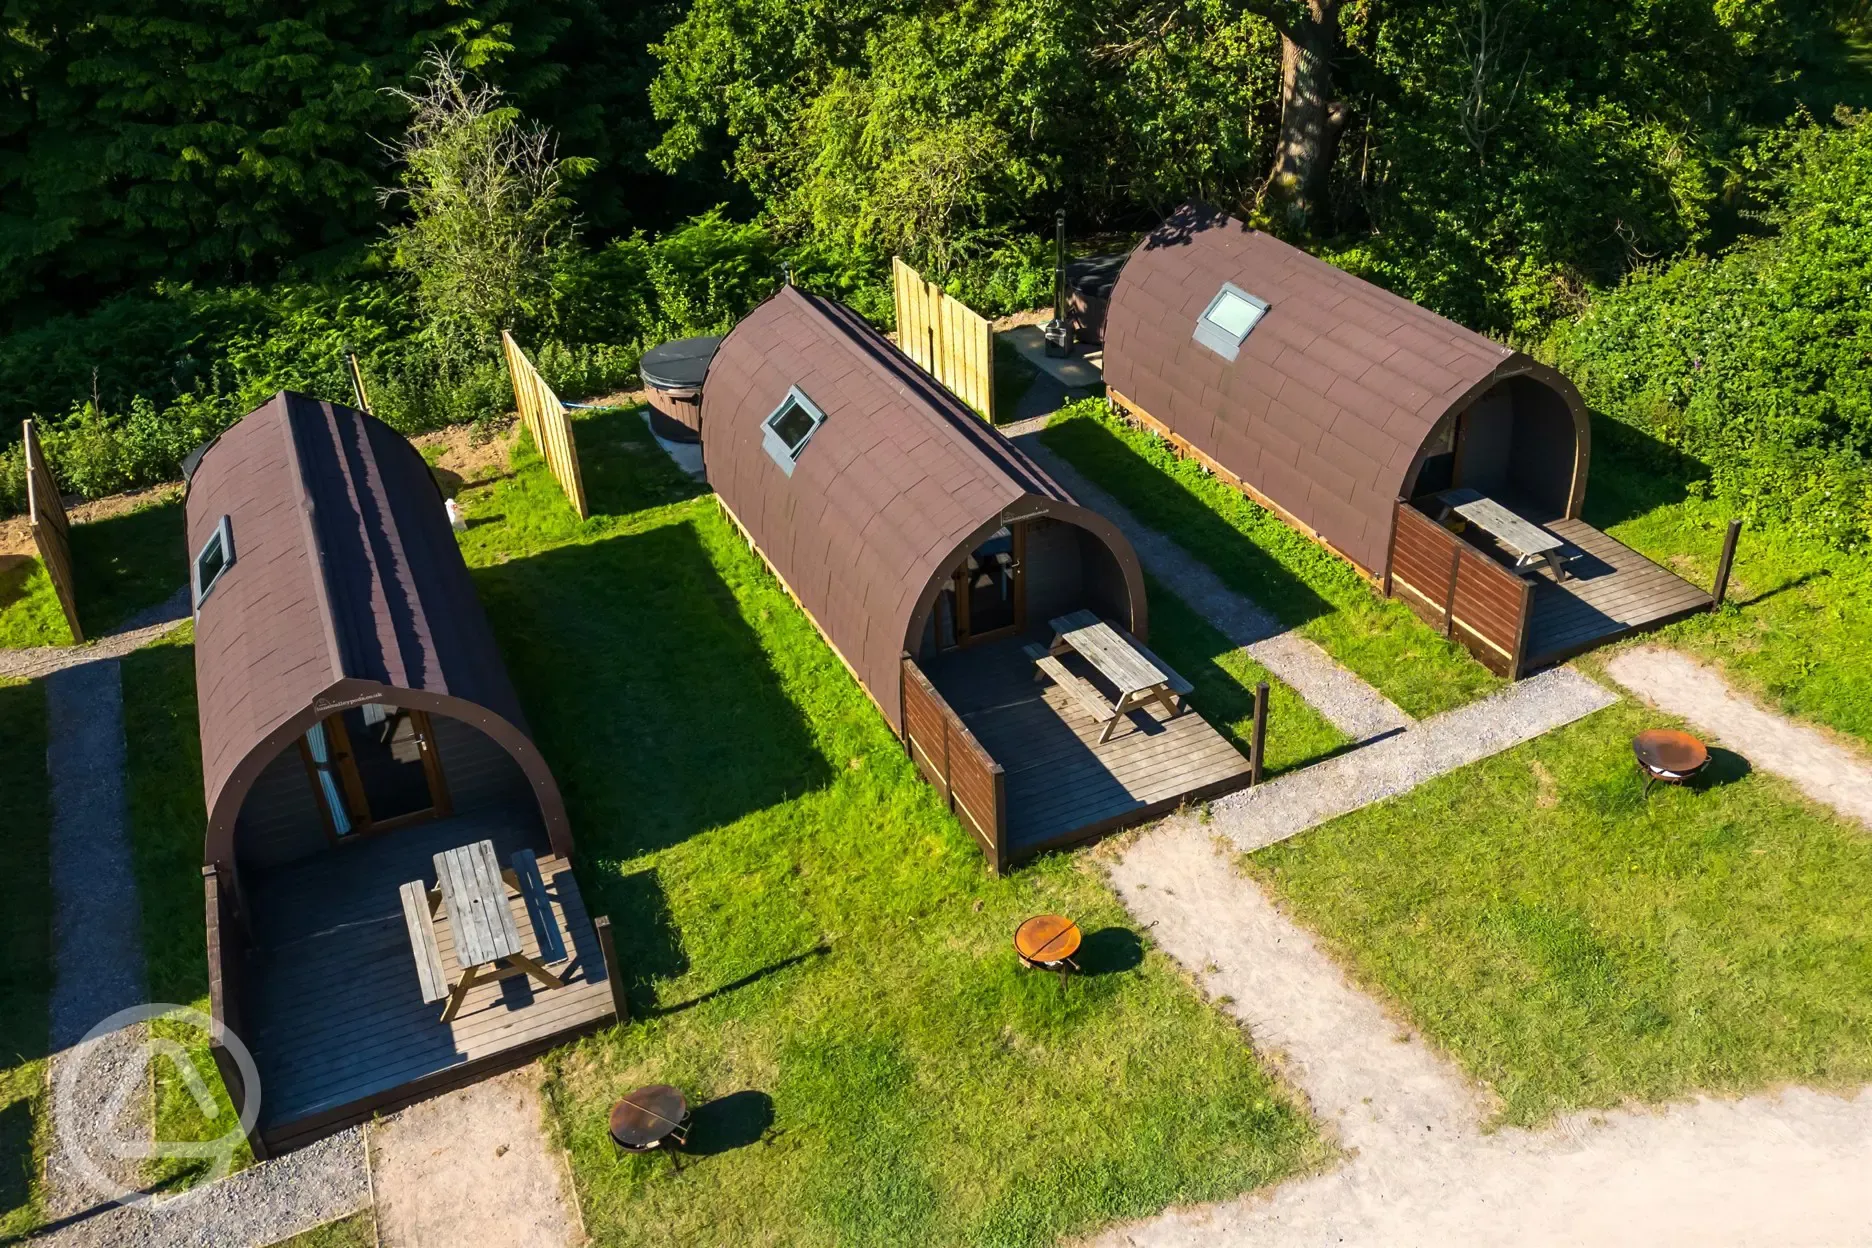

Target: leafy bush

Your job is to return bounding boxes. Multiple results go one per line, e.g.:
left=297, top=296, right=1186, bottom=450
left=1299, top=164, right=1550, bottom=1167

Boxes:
left=1550, top=111, right=1872, bottom=549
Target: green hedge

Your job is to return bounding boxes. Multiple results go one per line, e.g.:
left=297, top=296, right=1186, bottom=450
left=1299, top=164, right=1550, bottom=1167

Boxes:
left=1551, top=111, right=1872, bottom=549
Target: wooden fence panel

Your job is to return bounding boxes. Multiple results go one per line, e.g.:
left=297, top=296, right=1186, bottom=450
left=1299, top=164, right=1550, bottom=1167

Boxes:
left=500, top=332, right=589, bottom=519
left=1387, top=501, right=1532, bottom=677
left=902, top=657, right=1008, bottom=872
left=23, top=419, right=81, bottom=642
left=891, top=257, right=996, bottom=422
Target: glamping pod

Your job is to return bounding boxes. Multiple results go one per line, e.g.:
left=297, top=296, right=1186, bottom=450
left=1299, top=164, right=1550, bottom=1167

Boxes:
left=187, top=393, right=620, bottom=1155
left=702, top=286, right=1250, bottom=871
left=1103, top=203, right=1712, bottom=676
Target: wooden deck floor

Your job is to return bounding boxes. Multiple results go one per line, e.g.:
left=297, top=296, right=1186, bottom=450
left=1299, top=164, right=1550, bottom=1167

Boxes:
left=1522, top=517, right=1712, bottom=668
left=242, top=809, right=616, bottom=1151
left=924, top=635, right=1252, bottom=857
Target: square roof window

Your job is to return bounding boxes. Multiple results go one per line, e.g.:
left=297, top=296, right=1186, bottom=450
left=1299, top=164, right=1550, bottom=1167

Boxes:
left=761, top=386, right=826, bottom=476
left=193, top=514, right=234, bottom=612
left=1193, top=282, right=1269, bottom=361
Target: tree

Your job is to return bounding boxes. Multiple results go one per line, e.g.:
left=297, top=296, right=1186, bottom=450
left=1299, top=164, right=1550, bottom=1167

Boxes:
left=381, top=52, right=580, bottom=361
left=1241, top=0, right=1349, bottom=231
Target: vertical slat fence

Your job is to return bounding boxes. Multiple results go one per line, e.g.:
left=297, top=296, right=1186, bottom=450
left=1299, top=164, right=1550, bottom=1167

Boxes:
left=1386, top=500, right=1533, bottom=677
left=891, top=257, right=997, bottom=422
left=500, top=332, right=589, bottom=519
left=23, top=418, right=81, bottom=642
left=901, top=656, right=1008, bottom=872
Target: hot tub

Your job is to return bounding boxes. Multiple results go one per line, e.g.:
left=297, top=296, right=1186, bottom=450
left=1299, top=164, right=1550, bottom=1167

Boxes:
left=1065, top=254, right=1127, bottom=347
left=639, top=334, right=722, bottom=443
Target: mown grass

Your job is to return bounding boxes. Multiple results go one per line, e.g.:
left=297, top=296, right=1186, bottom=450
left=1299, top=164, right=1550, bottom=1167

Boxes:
left=263, top=1211, right=376, bottom=1248
left=0, top=558, right=73, bottom=649
left=992, top=332, right=1040, bottom=425
left=1040, top=399, right=1500, bottom=717
left=1583, top=424, right=1872, bottom=751
left=70, top=494, right=186, bottom=635
left=1249, top=684, right=1872, bottom=1127
left=0, top=680, right=51, bottom=1243
left=119, top=625, right=253, bottom=1190
left=457, top=410, right=1327, bottom=1247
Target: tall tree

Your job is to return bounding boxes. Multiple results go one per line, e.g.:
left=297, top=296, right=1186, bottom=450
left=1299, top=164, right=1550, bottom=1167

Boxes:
left=1242, top=0, right=1348, bottom=230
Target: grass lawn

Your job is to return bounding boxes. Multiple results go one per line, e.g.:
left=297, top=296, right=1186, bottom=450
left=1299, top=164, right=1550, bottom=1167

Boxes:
left=0, top=679, right=51, bottom=1243
left=0, top=558, right=73, bottom=649
left=1249, top=677, right=1872, bottom=1128
left=1583, top=423, right=1872, bottom=751
left=992, top=332, right=1040, bottom=425
left=1040, top=399, right=1500, bottom=718
left=456, top=410, right=1327, bottom=1246
left=263, top=1211, right=376, bottom=1247
left=119, top=625, right=253, bottom=1190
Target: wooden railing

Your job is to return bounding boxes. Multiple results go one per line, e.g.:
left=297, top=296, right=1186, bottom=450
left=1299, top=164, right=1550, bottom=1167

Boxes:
left=1387, top=500, right=1534, bottom=677
left=901, top=657, right=1009, bottom=872
left=23, top=419, right=81, bottom=642
left=500, top=332, right=589, bottom=519
left=203, top=863, right=267, bottom=1158
left=892, top=257, right=997, bottom=422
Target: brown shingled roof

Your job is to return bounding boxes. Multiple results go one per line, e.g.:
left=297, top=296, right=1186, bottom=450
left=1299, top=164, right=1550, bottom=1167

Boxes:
left=700, top=285, right=1147, bottom=731
left=1103, top=203, right=1588, bottom=577
left=186, top=392, right=570, bottom=868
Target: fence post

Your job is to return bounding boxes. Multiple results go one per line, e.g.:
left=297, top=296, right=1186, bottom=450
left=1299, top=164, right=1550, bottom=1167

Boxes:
left=1442, top=545, right=1462, bottom=637
left=594, top=915, right=630, bottom=1024
left=1249, top=681, right=1269, bottom=787
left=346, top=350, right=371, bottom=413
left=1711, top=519, right=1741, bottom=608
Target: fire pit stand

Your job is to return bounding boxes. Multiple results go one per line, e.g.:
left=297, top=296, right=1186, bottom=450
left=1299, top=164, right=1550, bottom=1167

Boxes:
left=1632, top=728, right=1711, bottom=796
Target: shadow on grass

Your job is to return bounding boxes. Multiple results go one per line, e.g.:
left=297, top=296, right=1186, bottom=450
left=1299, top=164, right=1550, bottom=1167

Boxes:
left=1041, top=416, right=1336, bottom=627
left=605, top=868, right=688, bottom=1015
left=0, top=1090, right=30, bottom=1223
left=653, top=945, right=830, bottom=1020
left=684, top=1090, right=776, bottom=1157
left=0, top=555, right=34, bottom=614
left=1696, top=747, right=1753, bottom=790
left=476, top=519, right=832, bottom=860
left=576, top=407, right=707, bottom=517
left=1076, top=927, right=1144, bottom=976
left=70, top=498, right=185, bottom=635
left=1579, top=414, right=1712, bottom=531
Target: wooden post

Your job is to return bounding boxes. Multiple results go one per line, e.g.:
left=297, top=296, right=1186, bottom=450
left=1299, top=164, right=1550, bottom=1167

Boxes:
left=594, top=915, right=630, bottom=1024
left=346, top=351, right=370, bottom=413
left=1442, top=545, right=1462, bottom=637
left=1711, top=519, right=1741, bottom=608
left=1249, top=681, right=1269, bottom=787
left=991, top=769, right=1009, bottom=877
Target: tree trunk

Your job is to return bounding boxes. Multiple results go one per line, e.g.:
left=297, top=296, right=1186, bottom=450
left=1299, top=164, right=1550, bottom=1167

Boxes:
left=1262, top=2, right=1347, bottom=231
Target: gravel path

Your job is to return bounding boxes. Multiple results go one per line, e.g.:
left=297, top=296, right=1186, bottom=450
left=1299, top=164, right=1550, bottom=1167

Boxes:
left=1010, top=425, right=1412, bottom=741
left=370, top=1068, right=578, bottom=1248
left=33, top=1128, right=371, bottom=1248
left=1205, top=666, right=1617, bottom=853
left=42, top=658, right=150, bottom=1220
left=1607, top=646, right=1872, bottom=829
left=1093, top=820, right=1872, bottom=1246
left=0, top=586, right=188, bottom=682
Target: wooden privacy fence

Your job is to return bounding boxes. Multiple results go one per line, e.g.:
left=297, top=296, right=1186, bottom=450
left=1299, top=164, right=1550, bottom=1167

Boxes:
left=500, top=332, right=588, bottom=519
left=1387, top=500, right=1533, bottom=677
left=892, top=257, right=996, bottom=422
left=902, top=657, right=1009, bottom=873
left=23, top=419, right=81, bottom=642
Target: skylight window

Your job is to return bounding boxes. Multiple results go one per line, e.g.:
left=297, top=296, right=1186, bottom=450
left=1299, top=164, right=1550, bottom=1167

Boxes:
left=193, top=515, right=234, bottom=611
left=1192, top=282, right=1269, bottom=361
left=761, top=387, right=826, bottom=476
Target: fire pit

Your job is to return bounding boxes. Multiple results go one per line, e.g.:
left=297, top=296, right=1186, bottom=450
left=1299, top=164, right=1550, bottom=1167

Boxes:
left=1015, top=914, right=1082, bottom=984
left=1632, top=728, right=1710, bottom=796
left=640, top=335, right=721, bottom=444
left=610, top=1084, right=690, bottom=1171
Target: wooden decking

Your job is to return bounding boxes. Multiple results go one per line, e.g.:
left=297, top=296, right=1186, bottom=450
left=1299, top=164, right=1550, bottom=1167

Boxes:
left=1521, top=517, right=1713, bottom=668
left=241, top=809, right=616, bottom=1151
left=923, top=635, right=1251, bottom=858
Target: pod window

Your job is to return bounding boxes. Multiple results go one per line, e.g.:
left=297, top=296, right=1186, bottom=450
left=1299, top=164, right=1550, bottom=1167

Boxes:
left=761, top=387, right=826, bottom=476
left=1192, top=283, right=1269, bottom=361
left=193, top=515, right=235, bottom=611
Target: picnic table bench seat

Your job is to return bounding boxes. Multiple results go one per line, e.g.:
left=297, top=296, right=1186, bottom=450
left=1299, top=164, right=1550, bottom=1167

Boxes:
left=399, top=879, right=450, bottom=1005
left=509, top=848, right=567, bottom=964
left=1023, top=642, right=1117, bottom=724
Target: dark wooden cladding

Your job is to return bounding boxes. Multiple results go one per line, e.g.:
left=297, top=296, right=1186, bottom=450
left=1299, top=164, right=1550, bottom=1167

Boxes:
left=1388, top=501, right=1532, bottom=676
left=1102, top=201, right=1590, bottom=581
left=202, top=862, right=267, bottom=1159
left=902, top=657, right=1007, bottom=872
left=700, top=285, right=1147, bottom=734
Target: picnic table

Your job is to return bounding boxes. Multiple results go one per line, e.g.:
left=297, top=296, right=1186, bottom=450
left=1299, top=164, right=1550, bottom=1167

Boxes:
left=1433, top=487, right=1573, bottom=580
left=1026, top=609, right=1192, bottom=744
left=399, top=839, right=565, bottom=1024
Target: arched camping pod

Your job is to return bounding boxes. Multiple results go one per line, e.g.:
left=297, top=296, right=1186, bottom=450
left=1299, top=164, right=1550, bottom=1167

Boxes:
left=701, top=286, right=1250, bottom=871
left=187, top=392, right=620, bottom=1157
left=1103, top=202, right=1711, bottom=677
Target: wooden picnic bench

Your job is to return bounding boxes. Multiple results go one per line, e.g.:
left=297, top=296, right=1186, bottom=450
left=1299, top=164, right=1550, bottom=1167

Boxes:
left=1434, top=487, right=1575, bottom=581
left=400, top=839, right=567, bottom=1024
left=1030, top=609, right=1193, bottom=744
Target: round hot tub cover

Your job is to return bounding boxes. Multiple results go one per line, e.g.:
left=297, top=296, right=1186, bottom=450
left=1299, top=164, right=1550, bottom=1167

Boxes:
left=639, top=335, right=723, bottom=392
